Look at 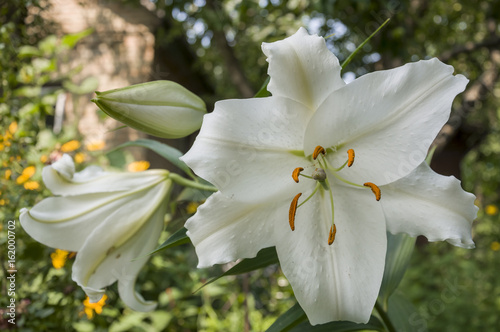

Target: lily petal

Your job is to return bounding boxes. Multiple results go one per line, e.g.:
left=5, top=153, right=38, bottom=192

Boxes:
left=262, top=27, right=345, bottom=110
left=275, top=185, right=387, bottom=324
left=43, top=161, right=168, bottom=196
left=72, top=180, right=169, bottom=309
left=20, top=192, right=145, bottom=252
left=305, top=58, right=468, bottom=185
left=381, top=162, right=477, bottom=248
left=186, top=191, right=283, bottom=268
left=181, top=97, right=312, bottom=203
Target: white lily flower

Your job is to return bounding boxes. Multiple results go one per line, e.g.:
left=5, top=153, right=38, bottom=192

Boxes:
left=20, top=154, right=171, bottom=311
left=180, top=28, right=477, bottom=324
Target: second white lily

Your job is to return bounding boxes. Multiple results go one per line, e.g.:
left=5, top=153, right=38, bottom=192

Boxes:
left=20, top=154, right=171, bottom=311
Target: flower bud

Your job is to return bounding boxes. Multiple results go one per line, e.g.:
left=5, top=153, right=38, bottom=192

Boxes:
left=93, top=81, right=206, bottom=139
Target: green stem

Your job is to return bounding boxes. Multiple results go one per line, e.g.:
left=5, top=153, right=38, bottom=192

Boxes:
left=169, top=173, right=218, bottom=192
left=374, top=300, right=398, bottom=332
left=341, top=18, right=391, bottom=70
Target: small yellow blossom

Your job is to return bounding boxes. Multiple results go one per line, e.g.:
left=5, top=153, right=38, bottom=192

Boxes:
left=9, top=122, right=18, bottom=135
left=74, top=152, right=86, bottom=164
left=22, top=166, right=36, bottom=177
left=85, top=140, right=106, bottom=151
left=16, top=175, right=28, bottom=184
left=127, top=160, right=150, bottom=172
left=16, top=156, right=21, bottom=161
left=491, top=241, right=500, bottom=251
left=17, top=166, right=36, bottom=184
left=186, top=202, right=200, bottom=214
left=51, top=249, right=70, bottom=269
left=485, top=204, right=498, bottom=216
left=0, top=143, right=4, bottom=151
left=4, top=169, right=11, bottom=180
left=40, top=155, right=48, bottom=163
left=83, top=295, right=108, bottom=319
left=24, top=181, right=40, bottom=190
left=0, top=199, right=5, bottom=206
left=61, top=140, right=81, bottom=153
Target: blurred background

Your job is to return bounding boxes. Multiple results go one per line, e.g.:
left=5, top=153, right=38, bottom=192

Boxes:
left=1, top=0, right=499, bottom=331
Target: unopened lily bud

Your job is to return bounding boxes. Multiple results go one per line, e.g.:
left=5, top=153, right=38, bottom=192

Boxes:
left=93, top=81, right=206, bottom=139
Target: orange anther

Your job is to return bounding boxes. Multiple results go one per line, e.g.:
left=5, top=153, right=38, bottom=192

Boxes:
left=364, top=182, right=381, bottom=201
left=312, top=146, right=326, bottom=160
left=289, top=193, right=302, bottom=231
left=328, top=224, right=337, bottom=245
left=347, top=149, right=355, bottom=167
left=292, top=167, right=304, bottom=183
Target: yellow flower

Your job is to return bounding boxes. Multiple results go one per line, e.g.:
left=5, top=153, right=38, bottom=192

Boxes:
left=0, top=143, right=4, bottom=151
left=40, top=155, right=48, bottom=163
left=17, top=166, right=36, bottom=184
left=0, top=199, right=5, bottom=206
left=61, top=140, right=81, bottom=153
left=4, top=169, right=11, bottom=180
left=491, top=241, right=500, bottom=251
left=186, top=202, right=200, bottom=214
left=85, top=140, right=106, bottom=151
left=51, top=249, right=70, bottom=269
left=9, top=122, right=18, bottom=135
left=74, top=152, right=86, bottom=164
left=485, top=204, right=498, bottom=216
left=24, top=181, right=40, bottom=190
left=127, top=160, right=150, bottom=172
left=22, top=166, right=36, bottom=177
left=83, top=294, right=108, bottom=319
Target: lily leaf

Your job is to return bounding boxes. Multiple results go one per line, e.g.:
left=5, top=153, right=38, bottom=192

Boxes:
left=111, top=138, right=194, bottom=177
left=289, top=316, right=384, bottom=332
left=378, top=232, right=416, bottom=306
left=387, top=292, right=422, bottom=332
left=255, top=76, right=271, bottom=98
left=265, top=303, right=307, bottom=332
left=196, top=246, right=279, bottom=292
left=266, top=303, right=384, bottom=332
left=150, top=227, right=190, bottom=255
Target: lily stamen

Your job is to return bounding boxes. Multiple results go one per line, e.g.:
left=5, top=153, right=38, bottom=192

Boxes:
left=292, top=167, right=304, bottom=183
left=289, top=193, right=302, bottom=231
left=328, top=224, right=337, bottom=245
left=364, top=182, right=381, bottom=201
left=312, top=145, right=326, bottom=160
left=347, top=149, right=355, bottom=167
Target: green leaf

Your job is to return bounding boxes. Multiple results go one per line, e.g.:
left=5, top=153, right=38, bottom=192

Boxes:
left=110, top=138, right=193, bottom=177
left=61, top=28, right=93, bottom=49
left=224, top=246, right=278, bottom=276
left=341, top=18, right=390, bottom=70
left=266, top=303, right=307, bottom=332
left=150, top=227, right=190, bottom=255
left=266, top=303, right=384, bottom=332
left=290, top=316, right=384, bottom=332
left=255, top=76, right=271, bottom=98
left=63, top=77, right=99, bottom=95
left=18, top=45, right=42, bottom=57
left=378, top=232, right=416, bottom=305
left=196, top=247, right=279, bottom=292
left=387, top=292, right=422, bottom=332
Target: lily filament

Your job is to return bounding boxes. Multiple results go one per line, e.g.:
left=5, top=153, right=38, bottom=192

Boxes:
left=288, top=146, right=381, bottom=245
